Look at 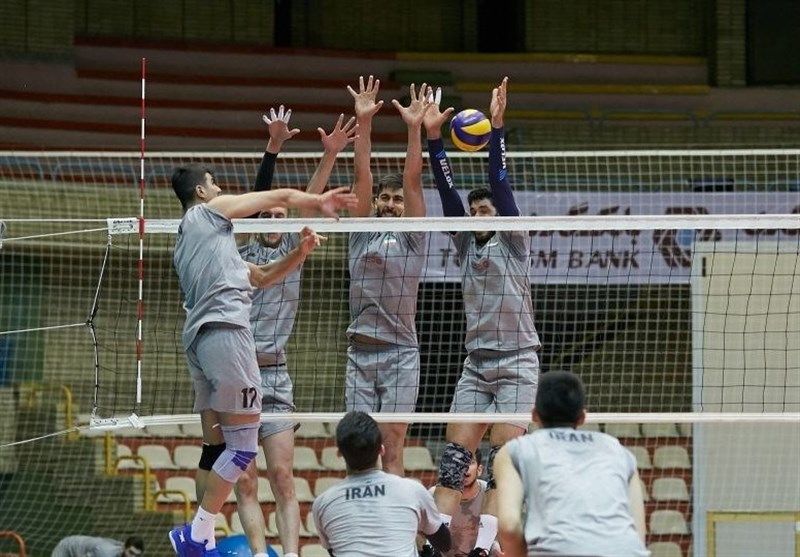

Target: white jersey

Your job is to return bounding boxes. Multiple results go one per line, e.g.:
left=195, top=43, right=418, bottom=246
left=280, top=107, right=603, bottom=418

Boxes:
left=505, top=428, right=650, bottom=557
left=428, top=480, right=487, bottom=557
left=313, top=469, right=444, bottom=557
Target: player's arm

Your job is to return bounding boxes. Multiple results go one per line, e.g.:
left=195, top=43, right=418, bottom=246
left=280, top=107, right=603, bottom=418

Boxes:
left=347, top=75, right=384, bottom=217
left=392, top=83, right=431, bottom=218
left=254, top=104, right=301, bottom=194
left=246, top=226, right=324, bottom=288
left=300, top=113, right=358, bottom=218
left=416, top=481, right=452, bottom=554
left=209, top=187, right=357, bottom=220
left=423, top=86, right=464, bottom=218
left=488, top=77, right=519, bottom=217
left=628, top=469, right=647, bottom=542
left=494, top=446, right=527, bottom=557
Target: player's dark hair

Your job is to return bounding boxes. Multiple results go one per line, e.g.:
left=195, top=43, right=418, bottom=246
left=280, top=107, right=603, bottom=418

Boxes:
left=171, top=163, right=214, bottom=211
left=467, top=187, right=493, bottom=206
left=336, top=411, right=382, bottom=472
left=473, top=447, right=483, bottom=466
left=376, top=173, right=403, bottom=195
left=535, top=371, right=586, bottom=428
left=124, top=535, right=145, bottom=552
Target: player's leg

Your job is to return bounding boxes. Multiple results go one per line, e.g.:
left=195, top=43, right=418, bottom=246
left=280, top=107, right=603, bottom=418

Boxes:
left=474, top=348, right=539, bottom=553
left=233, top=461, right=268, bottom=555
left=260, top=364, right=301, bottom=557
left=375, top=344, right=420, bottom=475
left=171, top=326, right=262, bottom=555
left=195, top=409, right=225, bottom=502
left=434, top=353, right=491, bottom=519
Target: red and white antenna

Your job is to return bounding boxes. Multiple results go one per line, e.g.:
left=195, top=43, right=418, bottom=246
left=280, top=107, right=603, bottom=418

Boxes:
left=135, top=57, right=147, bottom=414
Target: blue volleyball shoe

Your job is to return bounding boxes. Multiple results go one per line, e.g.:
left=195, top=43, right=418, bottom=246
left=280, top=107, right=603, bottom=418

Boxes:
left=169, top=524, right=207, bottom=557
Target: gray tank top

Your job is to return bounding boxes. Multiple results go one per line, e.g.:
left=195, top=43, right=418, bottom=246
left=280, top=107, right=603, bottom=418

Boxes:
left=173, top=204, right=252, bottom=350
left=238, top=234, right=301, bottom=365
left=452, top=230, right=540, bottom=352
left=347, top=231, right=426, bottom=346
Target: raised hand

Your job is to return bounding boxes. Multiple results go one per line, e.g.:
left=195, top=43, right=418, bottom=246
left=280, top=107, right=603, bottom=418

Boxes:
left=490, top=76, right=509, bottom=128
left=318, top=186, right=359, bottom=219
left=298, top=226, right=326, bottom=256
left=347, top=75, right=384, bottom=120
left=422, top=86, right=455, bottom=139
left=391, top=82, right=433, bottom=128
left=262, top=105, right=301, bottom=148
left=318, top=113, right=358, bottom=155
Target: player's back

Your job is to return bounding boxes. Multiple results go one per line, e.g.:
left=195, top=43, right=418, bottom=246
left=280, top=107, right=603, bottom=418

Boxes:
left=506, top=428, right=649, bottom=557
left=312, top=469, right=442, bottom=557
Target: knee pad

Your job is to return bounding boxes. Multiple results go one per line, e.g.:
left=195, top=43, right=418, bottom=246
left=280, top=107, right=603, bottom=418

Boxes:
left=199, top=442, right=226, bottom=471
left=486, top=446, right=501, bottom=489
left=437, top=443, right=472, bottom=492
left=211, top=423, right=259, bottom=483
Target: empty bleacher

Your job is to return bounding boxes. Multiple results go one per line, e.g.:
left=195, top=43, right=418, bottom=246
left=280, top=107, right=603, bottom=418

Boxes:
left=1, top=38, right=799, bottom=151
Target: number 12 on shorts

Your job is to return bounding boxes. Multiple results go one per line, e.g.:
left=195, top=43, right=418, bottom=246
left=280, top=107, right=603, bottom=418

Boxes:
left=241, top=387, right=258, bottom=409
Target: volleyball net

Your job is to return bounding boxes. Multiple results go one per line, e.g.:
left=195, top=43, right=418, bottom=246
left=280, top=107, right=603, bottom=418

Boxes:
left=0, top=149, right=798, bottom=555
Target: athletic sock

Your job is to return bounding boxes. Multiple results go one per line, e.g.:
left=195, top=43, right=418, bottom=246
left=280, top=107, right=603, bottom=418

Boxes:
left=191, top=506, right=217, bottom=549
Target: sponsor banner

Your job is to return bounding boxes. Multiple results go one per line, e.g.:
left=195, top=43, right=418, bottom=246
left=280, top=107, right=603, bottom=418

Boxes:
left=420, top=192, right=799, bottom=284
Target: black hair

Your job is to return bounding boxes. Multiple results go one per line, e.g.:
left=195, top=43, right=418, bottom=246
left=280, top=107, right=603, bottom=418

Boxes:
left=124, top=536, right=144, bottom=552
left=535, top=371, right=586, bottom=428
left=335, top=411, right=382, bottom=472
left=375, top=173, right=403, bottom=195
left=171, top=163, right=214, bottom=211
left=467, top=187, right=493, bottom=206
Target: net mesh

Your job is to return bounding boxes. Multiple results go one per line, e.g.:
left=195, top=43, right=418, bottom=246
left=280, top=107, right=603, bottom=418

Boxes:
left=0, top=150, right=798, bottom=556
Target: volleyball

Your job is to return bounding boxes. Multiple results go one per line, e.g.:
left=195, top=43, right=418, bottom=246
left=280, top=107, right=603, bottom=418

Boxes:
left=449, top=109, right=491, bottom=152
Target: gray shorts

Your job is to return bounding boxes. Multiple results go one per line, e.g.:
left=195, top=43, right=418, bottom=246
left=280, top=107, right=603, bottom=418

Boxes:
left=187, top=325, right=262, bottom=415
left=450, top=347, right=539, bottom=428
left=258, top=363, right=296, bottom=439
left=345, top=342, right=420, bottom=413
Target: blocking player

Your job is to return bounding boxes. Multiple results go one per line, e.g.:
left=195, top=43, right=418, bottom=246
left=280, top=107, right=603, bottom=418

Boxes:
left=312, top=411, right=451, bottom=556
left=344, top=75, right=432, bottom=475
left=495, top=371, right=649, bottom=557
left=197, top=108, right=357, bottom=557
left=423, top=77, right=541, bottom=555
left=168, top=162, right=357, bottom=557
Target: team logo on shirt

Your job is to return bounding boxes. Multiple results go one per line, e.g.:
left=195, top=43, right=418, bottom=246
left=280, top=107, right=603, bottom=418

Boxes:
left=471, top=258, right=490, bottom=271
left=345, top=483, right=386, bottom=500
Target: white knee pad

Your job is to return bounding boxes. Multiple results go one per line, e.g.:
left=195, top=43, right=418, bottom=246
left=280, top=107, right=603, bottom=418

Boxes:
left=212, top=423, right=259, bottom=484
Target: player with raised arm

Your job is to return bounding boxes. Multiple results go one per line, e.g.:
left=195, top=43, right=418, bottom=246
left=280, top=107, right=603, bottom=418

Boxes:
left=234, top=109, right=357, bottom=557
left=168, top=162, right=357, bottom=557
left=312, top=411, right=451, bottom=557
left=495, top=371, right=649, bottom=557
left=423, top=77, right=541, bottom=556
left=344, top=75, right=432, bottom=475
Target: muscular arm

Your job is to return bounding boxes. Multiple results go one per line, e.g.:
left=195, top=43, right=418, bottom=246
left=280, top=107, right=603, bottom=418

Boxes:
left=495, top=447, right=528, bottom=557
left=348, top=76, right=384, bottom=217
left=392, top=83, right=431, bottom=218
left=209, top=188, right=355, bottom=220
left=301, top=114, right=358, bottom=217
left=247, top=227, right=321, bottom=288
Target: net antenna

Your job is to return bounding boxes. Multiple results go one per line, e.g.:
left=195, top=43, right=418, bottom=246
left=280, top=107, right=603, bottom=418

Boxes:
left=89, top=57, right=147, bottom=431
